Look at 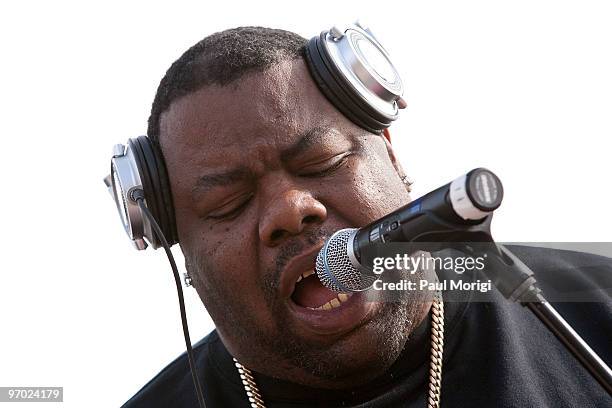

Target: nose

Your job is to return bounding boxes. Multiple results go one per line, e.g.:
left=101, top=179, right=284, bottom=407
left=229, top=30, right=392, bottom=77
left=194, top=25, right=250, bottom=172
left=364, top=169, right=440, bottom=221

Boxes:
left=259, top=188, right=327, bottom=247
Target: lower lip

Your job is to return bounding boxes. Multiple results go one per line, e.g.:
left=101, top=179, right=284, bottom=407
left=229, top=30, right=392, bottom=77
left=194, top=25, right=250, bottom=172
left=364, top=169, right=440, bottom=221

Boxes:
left=287, top=291, right=377, bottom=336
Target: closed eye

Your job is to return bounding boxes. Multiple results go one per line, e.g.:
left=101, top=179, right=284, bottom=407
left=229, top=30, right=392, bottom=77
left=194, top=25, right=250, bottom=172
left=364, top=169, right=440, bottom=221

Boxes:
left=299, top=153, right=352, bottom=178
left=206, top=194, right=253, bottom=221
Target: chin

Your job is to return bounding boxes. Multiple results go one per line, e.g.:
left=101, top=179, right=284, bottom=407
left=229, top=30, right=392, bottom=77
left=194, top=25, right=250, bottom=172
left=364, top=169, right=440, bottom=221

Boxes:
left=277, top=300, right=413, bottom=389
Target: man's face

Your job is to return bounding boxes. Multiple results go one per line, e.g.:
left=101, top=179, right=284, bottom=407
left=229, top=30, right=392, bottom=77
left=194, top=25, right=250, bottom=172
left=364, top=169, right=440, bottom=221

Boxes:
left=159, top=59, right=430, bottom=388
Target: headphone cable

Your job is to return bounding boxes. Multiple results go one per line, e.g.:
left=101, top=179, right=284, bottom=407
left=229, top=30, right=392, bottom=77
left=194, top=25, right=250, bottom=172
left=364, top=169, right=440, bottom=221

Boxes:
left=135, top=194, right=207, bottom=408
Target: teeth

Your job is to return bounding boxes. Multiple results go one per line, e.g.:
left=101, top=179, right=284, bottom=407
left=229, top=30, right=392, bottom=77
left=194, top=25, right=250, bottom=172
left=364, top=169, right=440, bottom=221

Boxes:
left=294, top=269, right=353, bottom=311
left=313, top=293, right=353, bottom=311
left=296, top=269, right=315, bottom=284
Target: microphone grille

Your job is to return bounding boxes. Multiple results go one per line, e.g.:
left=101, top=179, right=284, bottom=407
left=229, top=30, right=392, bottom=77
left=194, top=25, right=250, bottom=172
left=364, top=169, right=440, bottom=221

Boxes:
left=315, top=228, right=375, bottom=293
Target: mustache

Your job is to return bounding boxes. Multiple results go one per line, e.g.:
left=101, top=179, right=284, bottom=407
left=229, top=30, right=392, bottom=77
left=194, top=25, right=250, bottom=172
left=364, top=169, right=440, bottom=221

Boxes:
left=261, top=227, right=333, bottom=304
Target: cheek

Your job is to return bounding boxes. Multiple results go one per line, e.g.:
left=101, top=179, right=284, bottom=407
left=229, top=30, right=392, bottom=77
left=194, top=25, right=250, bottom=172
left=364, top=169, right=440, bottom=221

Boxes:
left=174, top=204, right=252, bottom=292
left=183, top=217, right=257, bottom=291
left=181, top=217, right=278, bottom=328
left=325, top=148, right=409, bottom=227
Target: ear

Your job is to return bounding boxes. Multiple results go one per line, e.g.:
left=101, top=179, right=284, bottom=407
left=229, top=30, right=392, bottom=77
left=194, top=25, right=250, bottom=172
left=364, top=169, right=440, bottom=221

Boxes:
left=383, top=128, right=392, bottom=144
left=382, top=129, right=404, bottom=174
left=381, top=129, right=413, bottom=192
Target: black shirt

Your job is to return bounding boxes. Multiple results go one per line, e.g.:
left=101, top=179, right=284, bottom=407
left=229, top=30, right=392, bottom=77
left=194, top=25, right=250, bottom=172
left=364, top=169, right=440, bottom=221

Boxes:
left=123, top=245, right=612, bottom=407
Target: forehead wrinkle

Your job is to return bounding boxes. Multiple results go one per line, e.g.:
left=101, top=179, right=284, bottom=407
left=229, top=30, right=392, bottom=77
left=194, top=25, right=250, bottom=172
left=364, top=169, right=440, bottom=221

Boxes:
left=189, top=137, right=282, bottom=198
left=159, top=61, right=320, bottom=160
left=160, top=59, right=364, bottom=201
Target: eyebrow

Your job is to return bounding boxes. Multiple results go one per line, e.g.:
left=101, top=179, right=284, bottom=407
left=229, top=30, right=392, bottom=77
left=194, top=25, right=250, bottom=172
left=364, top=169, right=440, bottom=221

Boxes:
left=280, top=125, right=335, bottom=163
left=192, top=125, right=341, bottom=196
left=192, top=167, right=252, bottom=196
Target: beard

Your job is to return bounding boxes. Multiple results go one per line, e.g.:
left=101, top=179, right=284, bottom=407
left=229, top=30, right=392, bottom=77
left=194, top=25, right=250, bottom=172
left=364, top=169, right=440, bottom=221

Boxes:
left=261, top=298, right=417, bottom=386
left=186, top=227, right=427, bottom=388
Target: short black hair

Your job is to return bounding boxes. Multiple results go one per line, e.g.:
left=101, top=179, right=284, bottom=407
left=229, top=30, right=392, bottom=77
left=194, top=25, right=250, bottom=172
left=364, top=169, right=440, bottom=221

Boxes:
left=147, top=26, right=307, bottom=144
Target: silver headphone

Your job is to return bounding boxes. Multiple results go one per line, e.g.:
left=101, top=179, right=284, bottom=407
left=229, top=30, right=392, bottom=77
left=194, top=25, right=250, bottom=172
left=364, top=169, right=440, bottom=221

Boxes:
left=104, top=22, right=406, bottom=250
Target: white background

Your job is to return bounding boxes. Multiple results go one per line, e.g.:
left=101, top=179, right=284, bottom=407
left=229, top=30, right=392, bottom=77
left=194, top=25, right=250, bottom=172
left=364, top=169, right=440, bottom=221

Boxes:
left=1, top=1, right=610, bottom=406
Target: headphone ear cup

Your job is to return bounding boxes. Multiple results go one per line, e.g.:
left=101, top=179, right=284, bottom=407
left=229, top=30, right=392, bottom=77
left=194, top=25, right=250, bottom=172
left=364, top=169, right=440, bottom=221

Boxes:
left=135, top=136, right=174, bottom=248
left=129, top=138, right=163, bottom=248
left=141, top=136, right=178, bottom=246
left=305, top=33, right=388, bottom=134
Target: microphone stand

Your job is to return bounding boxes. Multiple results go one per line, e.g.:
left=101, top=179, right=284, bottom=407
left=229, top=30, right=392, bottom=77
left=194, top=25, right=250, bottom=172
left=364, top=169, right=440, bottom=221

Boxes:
left=481, top=243, right=612, bottom=395
left=414, top=213, right=612, bottom=395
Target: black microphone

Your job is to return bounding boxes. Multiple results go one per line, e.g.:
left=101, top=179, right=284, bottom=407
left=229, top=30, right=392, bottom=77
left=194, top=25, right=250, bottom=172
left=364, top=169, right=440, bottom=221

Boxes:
left=315, top=168, right=504, bottom=292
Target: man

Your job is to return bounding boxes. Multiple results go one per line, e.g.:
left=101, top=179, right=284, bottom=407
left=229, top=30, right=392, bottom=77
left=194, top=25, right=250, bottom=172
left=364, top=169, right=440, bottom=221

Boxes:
left=123, top=27, right=611, bottom=407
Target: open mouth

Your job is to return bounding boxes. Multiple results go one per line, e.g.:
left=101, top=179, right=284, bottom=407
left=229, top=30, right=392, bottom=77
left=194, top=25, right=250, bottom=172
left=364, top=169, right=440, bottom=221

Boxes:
left=280, top=245, right=376, bottom=336
left=291, top=269, right=354, bottom=310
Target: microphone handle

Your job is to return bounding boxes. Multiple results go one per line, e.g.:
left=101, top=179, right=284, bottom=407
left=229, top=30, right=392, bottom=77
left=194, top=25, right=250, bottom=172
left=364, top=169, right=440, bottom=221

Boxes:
left=352, top=168, right=503, bottom=262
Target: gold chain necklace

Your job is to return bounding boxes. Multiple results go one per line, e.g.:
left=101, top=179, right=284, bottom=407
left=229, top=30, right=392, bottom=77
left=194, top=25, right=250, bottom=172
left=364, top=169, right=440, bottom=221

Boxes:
left=234, top=293, right=445, bottom=408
